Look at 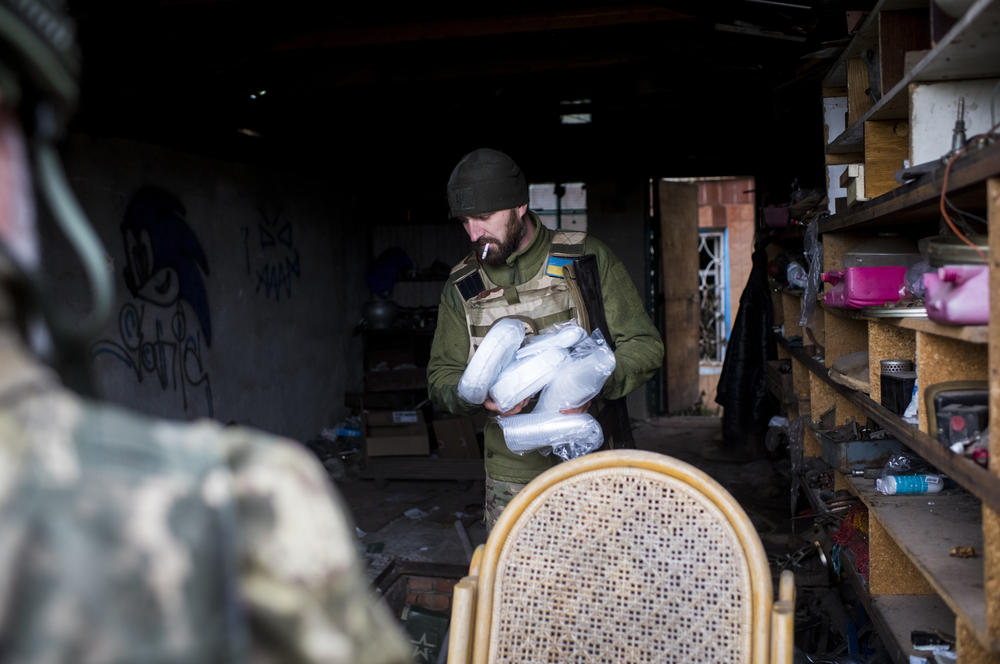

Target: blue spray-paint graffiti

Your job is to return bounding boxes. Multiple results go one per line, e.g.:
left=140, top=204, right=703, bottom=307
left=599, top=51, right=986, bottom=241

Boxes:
left=244, top=206, right=300, bottom=301
left=93, top=187, right=213, bottom=416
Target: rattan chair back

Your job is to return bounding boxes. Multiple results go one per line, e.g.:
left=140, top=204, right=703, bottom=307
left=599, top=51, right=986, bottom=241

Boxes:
left=471, top=450, right=775, bottom=664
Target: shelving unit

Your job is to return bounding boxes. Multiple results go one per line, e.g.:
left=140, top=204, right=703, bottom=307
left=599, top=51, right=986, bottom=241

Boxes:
left=778, top=1, right=1000, bottom=660
left=800, top=479, right=957, bottom=662
left=825, top=0, right=1000, bottom=155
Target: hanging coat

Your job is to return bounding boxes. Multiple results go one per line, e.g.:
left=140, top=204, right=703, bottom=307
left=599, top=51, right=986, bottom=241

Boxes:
left=715, top=244, right=777, bottom=446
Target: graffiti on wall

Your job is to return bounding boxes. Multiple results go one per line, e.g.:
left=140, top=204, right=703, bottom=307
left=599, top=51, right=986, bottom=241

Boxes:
left=244, top=205, right=300, bottom=301
left=92, top=187, right=213, bottom=416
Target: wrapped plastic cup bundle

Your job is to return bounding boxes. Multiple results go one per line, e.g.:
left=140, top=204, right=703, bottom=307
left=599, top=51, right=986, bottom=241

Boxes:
left=515, top=322, right=587, bottom=359
left=457, top=318, right=526, bottom=405
left=489, top=347, right=568, bottom=413
left=535, top=331, right=616, bottom=413
left=498, top=412, right=604, bottom=460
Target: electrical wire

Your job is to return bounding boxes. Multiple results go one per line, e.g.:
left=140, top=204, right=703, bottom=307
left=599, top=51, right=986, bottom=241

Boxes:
left=939, top=120, right=1000, bottom=264
left=944, top=195, right=987, bottom=229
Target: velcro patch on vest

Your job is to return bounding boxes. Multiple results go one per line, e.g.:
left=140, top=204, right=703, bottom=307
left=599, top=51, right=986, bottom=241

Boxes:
left=455, top=271, right=487, bottom=301
left=545, top=256, right=574, bottom=278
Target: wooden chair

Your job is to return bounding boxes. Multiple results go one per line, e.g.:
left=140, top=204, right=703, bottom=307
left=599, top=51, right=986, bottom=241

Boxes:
left=447, top=449, right=795, bottom=663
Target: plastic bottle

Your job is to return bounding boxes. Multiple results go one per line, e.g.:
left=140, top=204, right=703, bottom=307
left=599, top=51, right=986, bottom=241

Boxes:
left=875, top=474, right=944, bottom=495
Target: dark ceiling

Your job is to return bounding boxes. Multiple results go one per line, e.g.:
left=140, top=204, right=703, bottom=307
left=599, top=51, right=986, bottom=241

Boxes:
left=69, top=1, right=865, bottom=211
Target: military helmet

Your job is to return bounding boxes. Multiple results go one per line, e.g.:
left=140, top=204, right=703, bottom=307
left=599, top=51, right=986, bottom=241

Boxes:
left=447, top=148, right=528, bottom=218
left=0, top=0, right=80, bottom=133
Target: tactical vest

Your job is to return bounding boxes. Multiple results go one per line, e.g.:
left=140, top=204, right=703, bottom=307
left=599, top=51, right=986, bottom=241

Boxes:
left=450, top=231, right=587, bottom=359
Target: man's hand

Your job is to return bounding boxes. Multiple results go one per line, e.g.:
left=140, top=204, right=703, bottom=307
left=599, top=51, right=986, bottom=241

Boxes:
left=484, top=397, right=531, bottom=416
left=559, top=400, right=592, bottom=415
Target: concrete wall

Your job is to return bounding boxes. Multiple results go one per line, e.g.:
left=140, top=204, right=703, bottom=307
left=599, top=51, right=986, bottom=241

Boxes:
left=40, top=134, right=368, bottom=443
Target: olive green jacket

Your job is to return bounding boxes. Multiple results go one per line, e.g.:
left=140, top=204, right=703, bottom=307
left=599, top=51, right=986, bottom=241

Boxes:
left=427, top=215, right=664, bottom=483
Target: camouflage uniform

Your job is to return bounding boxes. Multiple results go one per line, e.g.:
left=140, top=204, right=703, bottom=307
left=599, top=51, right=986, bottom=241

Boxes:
left=484, top=477, right=527, bottom=531
left=0, top=327, right=411, bottom=663
left=428, top=215, right=663, bottom=527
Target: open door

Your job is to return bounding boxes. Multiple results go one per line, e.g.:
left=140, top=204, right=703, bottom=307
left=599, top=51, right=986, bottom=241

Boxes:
left=658, top=181, right=700, bottom=412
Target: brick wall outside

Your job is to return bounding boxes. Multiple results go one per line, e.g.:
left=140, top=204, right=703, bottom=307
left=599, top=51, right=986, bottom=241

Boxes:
left=694, top=177, right=755, bottom=408
left=406, top=575, right=458, bottom=613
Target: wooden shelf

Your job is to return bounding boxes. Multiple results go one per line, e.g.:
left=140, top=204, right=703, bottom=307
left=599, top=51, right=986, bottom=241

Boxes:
left=846, top=476, right=989, bottom=648
left=800, top=470, right=956, bottom=663
left=869, top=595, right=957, bottom=662
left=823, top=0, right=927, bottom=88
left=779, top=337, right=1000, bottom=515
left=819, top=139, right=1000, bottom=233
left=891, top=317, right=988, bottom=344
left=837, top=546, right=957, bottom=664
left=804, top=6, right=1000, bottom=656
left=809, top=297, right=987, bottom=344
left=826, top=0, right=1000, bottom=154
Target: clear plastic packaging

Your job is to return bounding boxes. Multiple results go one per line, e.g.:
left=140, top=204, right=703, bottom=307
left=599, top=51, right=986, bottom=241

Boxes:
left=534, top=329, right=616, bottom=413
left=904, top=261, right=932, bottom=299
left=515, top=321, right=587, bottom=359
left=489, top=347, right=569, bottom=413
left=497, top=412, right=604, bottom=461
left=457, top=318, right=525, bottom=405
left=786, top=261, right=808, bottom=289
left=799, top=220, right=823, bottom=328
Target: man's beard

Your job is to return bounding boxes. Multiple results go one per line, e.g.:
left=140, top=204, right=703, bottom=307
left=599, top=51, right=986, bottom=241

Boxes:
left=476, top=210, right=524, bottom=266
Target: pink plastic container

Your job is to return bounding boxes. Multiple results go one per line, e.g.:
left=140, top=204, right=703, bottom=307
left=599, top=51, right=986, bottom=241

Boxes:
left=822, top=266, right=907, bottom=309
left=923, top=265, right=988, bottom=325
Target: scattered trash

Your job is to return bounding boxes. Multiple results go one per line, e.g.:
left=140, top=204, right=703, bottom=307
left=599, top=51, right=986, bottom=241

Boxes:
left=323, top=457, right=346, bottom=481
left=404, top=508, right=429, bottom=519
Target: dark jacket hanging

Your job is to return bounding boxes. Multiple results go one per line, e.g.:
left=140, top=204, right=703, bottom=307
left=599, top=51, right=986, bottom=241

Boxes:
left=715, top=243, right=777, bottom=446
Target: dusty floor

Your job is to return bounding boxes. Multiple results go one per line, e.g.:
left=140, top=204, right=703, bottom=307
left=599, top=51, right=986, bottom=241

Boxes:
left=333, top=416, right=893, bottom=662
left=335, top=415, right=797, bottom=578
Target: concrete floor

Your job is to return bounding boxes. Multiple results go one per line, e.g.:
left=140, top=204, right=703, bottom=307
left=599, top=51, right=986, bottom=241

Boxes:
left=336, top=415, right=797, bottom=578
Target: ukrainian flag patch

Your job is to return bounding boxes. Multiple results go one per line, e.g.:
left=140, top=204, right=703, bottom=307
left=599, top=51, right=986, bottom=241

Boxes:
left=545, top=256, right=573, bottom=278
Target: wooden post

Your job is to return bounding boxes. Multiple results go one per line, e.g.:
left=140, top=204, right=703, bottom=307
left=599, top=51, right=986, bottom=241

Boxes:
left=985, top=178, right=1000, bottom=644
left=864, top=120, right=909, bottom=199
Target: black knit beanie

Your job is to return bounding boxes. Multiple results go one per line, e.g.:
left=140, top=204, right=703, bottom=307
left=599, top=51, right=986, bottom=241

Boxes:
left=447, top=148, right=528, bottom=218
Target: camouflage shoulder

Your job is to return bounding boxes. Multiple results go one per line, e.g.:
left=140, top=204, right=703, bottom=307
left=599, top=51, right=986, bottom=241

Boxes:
left=447, top=251, right=478, bottom=285
left=210, top=425, right=414, bottom=663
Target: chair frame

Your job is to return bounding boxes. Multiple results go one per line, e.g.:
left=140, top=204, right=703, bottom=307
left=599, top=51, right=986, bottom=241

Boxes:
left=447, top=449, right=794, bottom=664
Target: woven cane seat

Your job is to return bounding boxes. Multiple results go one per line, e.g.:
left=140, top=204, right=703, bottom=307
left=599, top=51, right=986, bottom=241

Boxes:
left=447, top=451, right=793, bottom=664
left=489, top=466, right=752, bottom=663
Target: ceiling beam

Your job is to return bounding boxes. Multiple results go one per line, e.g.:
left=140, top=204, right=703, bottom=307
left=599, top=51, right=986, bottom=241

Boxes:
left=271, top=4, right=691, bottom=50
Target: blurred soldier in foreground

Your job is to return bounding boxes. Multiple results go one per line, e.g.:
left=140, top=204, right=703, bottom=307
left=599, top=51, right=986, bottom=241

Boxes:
left=0, top=1, right=411, bottom=661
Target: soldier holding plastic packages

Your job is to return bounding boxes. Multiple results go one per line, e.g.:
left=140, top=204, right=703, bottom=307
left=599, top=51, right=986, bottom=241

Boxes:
left=0, top=1, right=410, bottom=661
left=427, top=148, right=663, bottom=529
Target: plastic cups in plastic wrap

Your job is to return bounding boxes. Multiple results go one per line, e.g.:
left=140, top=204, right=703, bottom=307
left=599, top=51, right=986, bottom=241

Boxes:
left=497, top=412, right=604, bottom=461
left=489, top=347, right=569, bottom=413
left=514, top=322, right=587, bottom=359
left=535, top=330, right=616, bottom=413
left=457, top=318, right=526, bottom=405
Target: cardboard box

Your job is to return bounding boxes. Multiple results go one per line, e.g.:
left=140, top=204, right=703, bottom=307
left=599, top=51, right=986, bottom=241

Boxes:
left=432, top=417, right=480, bottom=458
left=365, top=410, right=430, bottom=457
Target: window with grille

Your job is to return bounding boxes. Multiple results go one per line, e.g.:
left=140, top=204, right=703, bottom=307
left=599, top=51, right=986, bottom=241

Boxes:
left=698, top=230, right=729, bottom=363
left=529, top=182, right=587, bottom=231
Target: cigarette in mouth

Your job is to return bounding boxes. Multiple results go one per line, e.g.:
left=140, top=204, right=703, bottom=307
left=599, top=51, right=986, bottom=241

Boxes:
left=481, top=243, right=490, bottom=260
